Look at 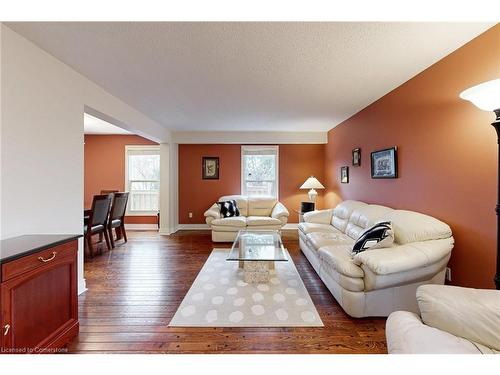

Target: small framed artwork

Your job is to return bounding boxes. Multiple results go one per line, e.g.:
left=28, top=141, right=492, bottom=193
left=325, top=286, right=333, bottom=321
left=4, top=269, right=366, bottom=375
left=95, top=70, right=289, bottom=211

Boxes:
left=340, top=166, right=349, bottom=183
left=202, top=157, right=219, bottom=179
left=352, top=148, right=361, bottom=166
left=371, top=147, right=398, bottom=179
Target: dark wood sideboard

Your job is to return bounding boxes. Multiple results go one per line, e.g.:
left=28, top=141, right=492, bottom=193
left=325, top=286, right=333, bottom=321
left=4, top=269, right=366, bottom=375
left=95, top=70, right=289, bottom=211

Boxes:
left=0, top=234, right=81, bottom=354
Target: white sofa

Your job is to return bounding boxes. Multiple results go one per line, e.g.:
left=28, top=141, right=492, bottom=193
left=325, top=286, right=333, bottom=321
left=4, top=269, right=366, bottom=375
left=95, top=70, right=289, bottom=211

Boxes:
left=204, top=195, right=289, bottom=242
left=386, top=285, right=500, bottom=354
left=299, top=200, right=454, bottom=317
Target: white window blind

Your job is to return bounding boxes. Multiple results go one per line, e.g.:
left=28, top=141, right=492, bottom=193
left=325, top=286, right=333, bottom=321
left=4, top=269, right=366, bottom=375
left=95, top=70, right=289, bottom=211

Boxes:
left=241, top=146, right=279, bottom=198
left=125, top=146, right=160, bottom=214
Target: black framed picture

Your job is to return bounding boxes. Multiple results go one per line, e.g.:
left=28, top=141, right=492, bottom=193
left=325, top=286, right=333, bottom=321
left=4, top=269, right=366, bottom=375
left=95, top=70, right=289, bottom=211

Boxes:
left=341, top=166, right=349, bottom=183
left=202, top=157, right=219, bottom=179
left=352, top=148, right=361, bottom=166
left=371, top=147, right=398, bottom=179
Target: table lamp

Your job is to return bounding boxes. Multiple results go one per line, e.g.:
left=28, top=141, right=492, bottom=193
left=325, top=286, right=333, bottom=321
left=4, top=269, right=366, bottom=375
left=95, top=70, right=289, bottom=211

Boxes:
left=460, top=78, right=500, bottom=290
left=300, top=176, right=325, bottom=203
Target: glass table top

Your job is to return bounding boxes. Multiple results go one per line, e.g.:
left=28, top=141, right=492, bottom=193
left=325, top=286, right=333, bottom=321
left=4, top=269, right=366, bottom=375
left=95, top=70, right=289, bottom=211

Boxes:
left=227, top=230, right=288, bottom=262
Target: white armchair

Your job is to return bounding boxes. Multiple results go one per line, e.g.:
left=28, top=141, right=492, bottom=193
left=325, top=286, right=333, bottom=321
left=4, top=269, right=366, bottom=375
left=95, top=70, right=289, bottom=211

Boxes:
left=386, top=285, right=500, bottom=354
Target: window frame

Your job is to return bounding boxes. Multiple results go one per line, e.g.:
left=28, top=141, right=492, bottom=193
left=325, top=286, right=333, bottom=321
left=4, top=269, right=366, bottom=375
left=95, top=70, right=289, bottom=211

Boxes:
left=240, top=145, right=279, bottom=199
left=124, top=145, right=161, bottom=216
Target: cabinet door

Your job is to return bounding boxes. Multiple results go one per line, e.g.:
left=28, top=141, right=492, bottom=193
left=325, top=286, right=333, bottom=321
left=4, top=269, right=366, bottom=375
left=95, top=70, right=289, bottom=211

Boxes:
left=1, top=253, right=77, bottom=353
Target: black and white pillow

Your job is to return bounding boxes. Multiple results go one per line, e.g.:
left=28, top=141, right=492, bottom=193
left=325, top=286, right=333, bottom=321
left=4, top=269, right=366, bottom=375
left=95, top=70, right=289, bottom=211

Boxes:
left=352, top=221, right=394, bottom=254
left=217, top=200, right=240, bottom=218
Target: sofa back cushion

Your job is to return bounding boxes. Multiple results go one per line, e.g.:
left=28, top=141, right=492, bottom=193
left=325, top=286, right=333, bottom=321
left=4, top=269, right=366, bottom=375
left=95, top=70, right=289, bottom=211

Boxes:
left=385, top=210, right=452, bottom=244
left=345, top=204, right=393, bottom=239
left=247, top=197, right=277, bottom=217
left=331, top=200, right=367, bottom=232
left=219, top=195, right=248, bottom=217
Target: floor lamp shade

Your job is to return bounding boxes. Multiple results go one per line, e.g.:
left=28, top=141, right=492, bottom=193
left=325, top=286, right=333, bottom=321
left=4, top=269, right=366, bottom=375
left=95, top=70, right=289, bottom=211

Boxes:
left=460, top=78, right=500, bottom=290
left=300, top=176, right=325, bottom=203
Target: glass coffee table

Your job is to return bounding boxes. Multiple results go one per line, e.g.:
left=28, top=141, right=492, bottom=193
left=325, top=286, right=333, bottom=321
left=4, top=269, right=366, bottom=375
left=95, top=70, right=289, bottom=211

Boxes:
left=227, top=230, right=288, bottom=283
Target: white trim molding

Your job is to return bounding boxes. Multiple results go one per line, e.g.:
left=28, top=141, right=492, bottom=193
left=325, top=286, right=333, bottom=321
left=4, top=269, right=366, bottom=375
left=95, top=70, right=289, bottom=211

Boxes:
left=177, top=224, right=211, bottom=230
left=175, top=223, right=299, bottom=231
left=125, top=223, right=159, bottom=230
left=124, top=145, right=161, bottom=216
left=172, top=131, right=327, bottom=144
left=241, top=145, right=279, bottom=199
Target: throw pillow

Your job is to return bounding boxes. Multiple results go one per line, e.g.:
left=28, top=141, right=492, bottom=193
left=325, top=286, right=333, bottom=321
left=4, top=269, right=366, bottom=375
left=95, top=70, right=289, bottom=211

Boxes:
left=352, top=221, right=394, bottom=254
left=217, top=200, right=240, bottom=218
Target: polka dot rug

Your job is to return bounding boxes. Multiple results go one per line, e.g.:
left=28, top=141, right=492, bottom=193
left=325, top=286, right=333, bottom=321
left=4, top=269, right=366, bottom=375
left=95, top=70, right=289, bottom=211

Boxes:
left=169, top=248, right=323, bottom=327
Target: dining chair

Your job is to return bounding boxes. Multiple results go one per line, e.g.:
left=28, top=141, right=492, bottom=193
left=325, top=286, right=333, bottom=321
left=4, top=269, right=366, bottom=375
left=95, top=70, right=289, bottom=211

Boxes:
left=84, top=194, right=113, bottom=258
left=108, top=192, right=129, bottom=248
left=98, top=190, right=118, bottom=241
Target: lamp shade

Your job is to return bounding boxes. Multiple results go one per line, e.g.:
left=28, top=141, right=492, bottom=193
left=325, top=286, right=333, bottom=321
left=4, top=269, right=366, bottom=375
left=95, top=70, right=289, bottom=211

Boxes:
left=460, top=78, right=500, bottom=112
left=300, top=176, right=324, bottom=190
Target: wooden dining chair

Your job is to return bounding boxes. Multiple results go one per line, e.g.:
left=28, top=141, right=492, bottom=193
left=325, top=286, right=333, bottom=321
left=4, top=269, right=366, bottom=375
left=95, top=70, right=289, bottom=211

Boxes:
left=108, top=192, right=129, bottom=248
left=84, top=194, right=113, bottom=258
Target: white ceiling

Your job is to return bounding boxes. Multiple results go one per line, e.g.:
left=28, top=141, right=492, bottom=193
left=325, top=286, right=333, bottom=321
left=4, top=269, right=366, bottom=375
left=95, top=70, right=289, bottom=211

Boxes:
left=7, top=22, right=495, bottom=132
left=84, top=113, right=131, bottom=134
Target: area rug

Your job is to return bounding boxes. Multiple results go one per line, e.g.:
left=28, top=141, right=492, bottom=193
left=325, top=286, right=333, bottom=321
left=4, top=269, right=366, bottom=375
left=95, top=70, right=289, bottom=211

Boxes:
left=169, top=248, right=323, bottom=327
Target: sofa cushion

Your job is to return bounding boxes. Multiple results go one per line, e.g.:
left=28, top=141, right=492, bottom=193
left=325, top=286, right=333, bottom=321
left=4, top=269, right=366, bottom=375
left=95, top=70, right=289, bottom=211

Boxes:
left=306, top=231, right=354, bottom=251
left=247, top=197, right=277, bottom=216
left=318, top=245, right=364, bottom=279
left=385, top=210, right=452, bottom=244
left=246, top=216, right=283, bottom=226
left=345, top=204, right=393, bottom=240
left=211, top=216, right=247, bottom=227
left=331, top=200, right=367, bottom=232
left=417, top=285, right=500, bottom=352
left=219, top=195, right=248, bottom=217
left=298, top=222, right=336, bottom=235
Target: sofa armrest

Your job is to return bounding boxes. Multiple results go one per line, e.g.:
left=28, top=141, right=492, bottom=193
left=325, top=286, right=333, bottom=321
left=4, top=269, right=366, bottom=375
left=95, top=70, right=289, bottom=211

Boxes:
left=353, top=237, right=454, bottom=275
left=303, top=209, right=334, bottom=224
left=271, top=202, right=289, bottom=223
left=204, top=204, right=220, bottom=225
left=386, top=311, right=486, bottom=354
left=417, top=285, right=500, bottom=352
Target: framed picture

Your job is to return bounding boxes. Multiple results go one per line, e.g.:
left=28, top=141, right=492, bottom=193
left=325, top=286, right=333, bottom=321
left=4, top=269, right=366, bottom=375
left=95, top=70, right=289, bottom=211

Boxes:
left=202, top=157, right=219, bottom=179
left=352, top=148, right=361, bottom=166
left=341, top=166, right=349, bottom=183
left=371, top=147, right=398, bottom=179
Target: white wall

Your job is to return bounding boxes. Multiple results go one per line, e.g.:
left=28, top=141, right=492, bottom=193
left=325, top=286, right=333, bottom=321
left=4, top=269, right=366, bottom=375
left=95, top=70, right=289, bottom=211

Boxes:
left=0, top=25, right=170, bottom=294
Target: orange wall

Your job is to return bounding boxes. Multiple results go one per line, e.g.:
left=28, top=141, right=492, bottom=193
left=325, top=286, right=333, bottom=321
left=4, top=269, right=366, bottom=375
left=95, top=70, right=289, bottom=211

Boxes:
left=324, top=25, right=500, bottom=289
left=178, top=144, right=325, bottom=224
left=84, top=134, right=159, bottom=224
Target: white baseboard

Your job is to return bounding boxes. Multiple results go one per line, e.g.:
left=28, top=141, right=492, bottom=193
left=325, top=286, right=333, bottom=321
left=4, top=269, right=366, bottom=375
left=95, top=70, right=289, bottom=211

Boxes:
left=177, top=224, right=211, bottom=230
left=175, top=223, right=298, bottom=231
left=78, top=278, right=87, bottom=295
left=159, top=227, right=177, bottom=235
left=125, top=224, right=159, bottom=230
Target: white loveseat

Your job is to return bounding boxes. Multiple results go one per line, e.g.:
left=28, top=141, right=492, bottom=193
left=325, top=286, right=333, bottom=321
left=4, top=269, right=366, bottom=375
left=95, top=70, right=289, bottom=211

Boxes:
left=204, top=195, right=289, bottom=242
left=386, top=285, right=500, bottom=354
left=299, top=200, right=454, bottom=317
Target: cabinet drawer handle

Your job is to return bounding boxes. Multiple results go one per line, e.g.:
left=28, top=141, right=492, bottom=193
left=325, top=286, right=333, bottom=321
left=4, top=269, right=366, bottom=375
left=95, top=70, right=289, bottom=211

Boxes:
left=38, top=251, right=57, bottom=263
left=4, top=324, right=10, bottom=336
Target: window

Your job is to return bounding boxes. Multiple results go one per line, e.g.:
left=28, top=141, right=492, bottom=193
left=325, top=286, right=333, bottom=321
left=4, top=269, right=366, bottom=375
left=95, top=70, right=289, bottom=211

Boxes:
left=125, top=146, right=160, bottom=215
left=241, top=145, right=279, bottom=198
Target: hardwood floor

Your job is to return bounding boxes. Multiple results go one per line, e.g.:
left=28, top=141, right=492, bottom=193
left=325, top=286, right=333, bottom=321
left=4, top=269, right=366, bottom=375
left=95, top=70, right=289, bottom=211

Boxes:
left=69, top=230, right=387, bottom=354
